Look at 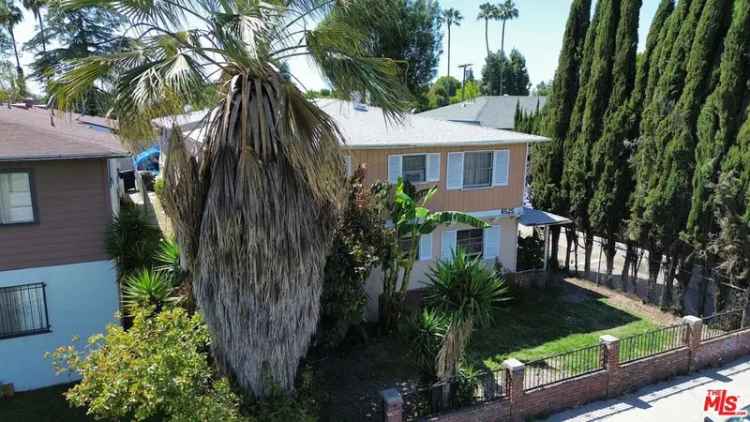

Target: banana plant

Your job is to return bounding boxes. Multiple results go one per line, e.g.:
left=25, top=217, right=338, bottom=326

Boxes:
left=380, top=178, right=489, bottom=330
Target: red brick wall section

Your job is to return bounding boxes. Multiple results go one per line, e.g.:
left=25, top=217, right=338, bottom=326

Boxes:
left=401, top=327, right=750, bottom=422
left=694, top=330, right=750, bottom=371
left=609, top=348, right=690, bottom=397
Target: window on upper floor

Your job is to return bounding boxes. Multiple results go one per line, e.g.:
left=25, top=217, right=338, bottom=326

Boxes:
left=0, top=171, right=36, bottom=225
left=402, top=154, right=427, bottom=183
left=457, top=229, right=484, bottom=259
left=463, top=151, right=493, bottom=188
left=0, top=283, right=51, bottom=339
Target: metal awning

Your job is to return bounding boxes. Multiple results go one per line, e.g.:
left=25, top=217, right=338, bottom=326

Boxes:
left=518, top=207, right=572, bottom=227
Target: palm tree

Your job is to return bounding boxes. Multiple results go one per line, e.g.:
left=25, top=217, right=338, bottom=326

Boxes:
left=496, top=0, right=518, bottom=95
left=496, top=0, right=519, bottom=54
left=0, top=0, right=23, bottom=76
left=440, top=8, right=462, bottom=78
left=477, top=3, right=497, bottom=58
left=22, top=0, right=46, bottom=53
left=53, top=0, right=409, bottom=398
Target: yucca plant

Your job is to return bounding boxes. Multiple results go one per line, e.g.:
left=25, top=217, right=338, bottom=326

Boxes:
left=105, top=205, right=162, bottom=279
left=52, top=0, right=410, bottom=397
left=424, top=249, right=509, bottom=380
left=155, top=238, right=182, bottom=284
left=122, top=269, right=178, bottom=314
left=407, top=307, right=449, bottom=378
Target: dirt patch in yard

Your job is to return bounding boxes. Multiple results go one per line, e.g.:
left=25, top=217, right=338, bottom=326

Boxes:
left=563, top=277, right=681, bottom=326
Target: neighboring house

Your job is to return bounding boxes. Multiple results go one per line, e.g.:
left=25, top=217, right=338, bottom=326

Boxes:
left=418, top=95, right=547, bottom=130
left=0, top=107, right=127, bottom=392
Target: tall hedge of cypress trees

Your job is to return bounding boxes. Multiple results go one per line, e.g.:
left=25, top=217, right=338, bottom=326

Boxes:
left=530, top=0, right=591, bottom=269
left=628, top=0, right=702, bottom=301
left=588, top=0, right=642, bottom=286
left=563, top=0, right=619, bottom=274
left=644, top=0, right=732, bottom=309
left=686, top=0, right=750, bottom=248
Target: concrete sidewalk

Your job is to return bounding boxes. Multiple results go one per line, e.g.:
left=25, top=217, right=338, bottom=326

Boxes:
left=546, top=356, right=750, bottom=421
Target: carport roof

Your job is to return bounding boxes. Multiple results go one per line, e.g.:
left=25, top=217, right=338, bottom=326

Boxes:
left=519, top=207, right=572, bottom=227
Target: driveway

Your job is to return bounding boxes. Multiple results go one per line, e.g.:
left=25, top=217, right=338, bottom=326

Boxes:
left=546, top=356, right=750, bottom=421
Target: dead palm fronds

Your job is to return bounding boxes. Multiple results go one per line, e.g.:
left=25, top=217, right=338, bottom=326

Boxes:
left=52, top=0, right=410, bottom=397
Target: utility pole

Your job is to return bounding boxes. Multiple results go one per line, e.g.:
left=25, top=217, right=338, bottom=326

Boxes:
left=458, top=63, right=473, bottom=102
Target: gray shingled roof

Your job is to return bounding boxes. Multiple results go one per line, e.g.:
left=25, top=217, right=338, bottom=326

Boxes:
left=165, top=100, right=549, bottom=148
left=418, top=96, right=547, bottom=129
left=317, top=99, right=548, bottom=149
left=0, top=108, right=127, bottom=161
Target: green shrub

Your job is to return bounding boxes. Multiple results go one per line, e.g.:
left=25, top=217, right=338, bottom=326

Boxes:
left=156, top=238, right=184, bottom=284
left=106, top=205, right=162, bottom=279
left=122, top=269, right=179, bottom=314
left=517, top=230, right=545, bottom=271
left=319, top=167, right=386, bottom=349
left=406, top=308, right=449, bottom=378
left=47, top=307, right=245, bottom=422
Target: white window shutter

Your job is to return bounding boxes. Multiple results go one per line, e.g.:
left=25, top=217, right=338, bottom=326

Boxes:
left=493, top=150, right=509, bottom=186
left=344, top=155, right=353, bottom=177
left=426, top=153, right=441, bottom=182
left=419, top=234, right=433, bottom=261
left=441, top=230, right=457, bottom=259
left=446, top=152, right=464, bottom=190
left=388, top=155, right=403, bottom=184
left=483, top=226, right=501, bottom=259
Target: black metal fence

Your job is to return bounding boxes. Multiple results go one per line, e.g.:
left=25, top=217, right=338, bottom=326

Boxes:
left=402, top=368, right=507, bottom=420
left=619, top=323, right=688, bottom=364
left=702, top=309, right=745, bottom=341
left=0, top=283, right=50, bottom=339
left=523, top=343, right=604, bottom=391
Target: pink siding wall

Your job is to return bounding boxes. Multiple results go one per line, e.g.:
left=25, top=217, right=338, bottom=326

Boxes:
left=0, top=159, right=113, bottom=271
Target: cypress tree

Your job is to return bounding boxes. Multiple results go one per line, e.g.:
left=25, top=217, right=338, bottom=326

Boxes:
left=563, top=0, right=619, bottom=274
left=588, top=0, right=642, bottom=287
left=644, top=0, right=733, bottom=309
left=628, top=0, right=702, bottom=302
left=686, top=0, right=750, bottom=248
left=618, top=0, right=674, bottom=290
left=530, top=0, right=591, bottom=270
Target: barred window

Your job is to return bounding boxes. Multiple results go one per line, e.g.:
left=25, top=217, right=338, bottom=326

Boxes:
left=457, top=229, right=484, bottom=259
left=0, top=283, right=51, bottom=339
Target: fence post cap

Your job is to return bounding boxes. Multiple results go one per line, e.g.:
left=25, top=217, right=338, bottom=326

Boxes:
left=502, top=358, right=525, bottom=372
left=683, top=315, right=702, bottom=325
left=380, top=388, right=403, bottom=408
left=599, top=335, right=619, bottom=344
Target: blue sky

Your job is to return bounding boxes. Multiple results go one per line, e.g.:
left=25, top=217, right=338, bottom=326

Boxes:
left=14, top=0, right=662, bottom=94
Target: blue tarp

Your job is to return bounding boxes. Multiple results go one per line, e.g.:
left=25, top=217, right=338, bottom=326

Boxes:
left=133, top=146, right=160, bottom=172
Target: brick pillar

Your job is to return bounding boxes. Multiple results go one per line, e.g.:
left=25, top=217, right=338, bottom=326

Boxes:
left=600, top=335, right=620, bottom=397
left=503, top=358, right=525, bottom=420
left=683, top=315, right=703, bottom=372
left=381, top=388, right=403, bottom=422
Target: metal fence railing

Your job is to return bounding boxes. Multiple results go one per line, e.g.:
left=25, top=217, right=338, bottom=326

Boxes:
left=619, top=323, right=688, bottom=364
left=0, top=282, right=50, bottom=339
left=702, top=309, right=745, bottom=341
left=523, top=343, right=604, bottom=391
left=402, top=368, right=507, bottom=420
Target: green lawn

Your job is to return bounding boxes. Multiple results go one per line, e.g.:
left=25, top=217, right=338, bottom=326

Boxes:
left=468, top=283, right=663, bottom=371
left=0, top=384, right=91, bottom=422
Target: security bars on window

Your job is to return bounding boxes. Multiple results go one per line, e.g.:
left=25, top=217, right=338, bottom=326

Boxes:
left=0, top=283, right=51, bottom=339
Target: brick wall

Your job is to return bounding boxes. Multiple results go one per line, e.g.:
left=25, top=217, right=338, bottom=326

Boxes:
left=382, top=317, right=750, bottom=422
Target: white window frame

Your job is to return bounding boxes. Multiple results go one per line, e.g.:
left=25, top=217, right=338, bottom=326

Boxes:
left=462, top=151, right=494, bottom=189
left=401, top=153, right=428, bottom=184
left=0, top=170, right=38, bottom=226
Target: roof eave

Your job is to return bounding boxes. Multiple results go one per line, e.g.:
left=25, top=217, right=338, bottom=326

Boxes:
left=343, top=137, right=550, bottom=150
left=0, top=152, right=130, bottom=162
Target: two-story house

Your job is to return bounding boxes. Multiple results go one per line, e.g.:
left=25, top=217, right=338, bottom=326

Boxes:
left=0, top=107, right=126, bottom=392
left=315, top=100, right=552, bottom=318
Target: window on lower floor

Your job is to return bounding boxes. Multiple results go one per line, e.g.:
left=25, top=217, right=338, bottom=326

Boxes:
left=0, top=171, right=36, bottom=225
left=0, top=283, right=51, bottom=339
left=457, top=229, right=484, bottom=259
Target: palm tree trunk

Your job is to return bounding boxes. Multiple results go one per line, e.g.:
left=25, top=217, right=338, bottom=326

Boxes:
left=447, top=25, right=451, bottom=78
left=38, top=14, right=47, bottom=53
left=499, top=19, right=506, bottom=95
left=8, top=26, right=22, bottom=76
left=484, top=19, right=490, bottom=57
